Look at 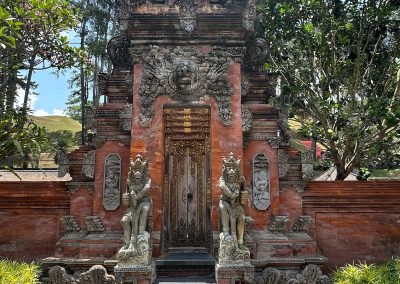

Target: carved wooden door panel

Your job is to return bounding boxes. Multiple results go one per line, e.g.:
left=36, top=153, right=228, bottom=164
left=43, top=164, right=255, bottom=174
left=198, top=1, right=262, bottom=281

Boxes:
left=163, top=106, right=211, bottom=252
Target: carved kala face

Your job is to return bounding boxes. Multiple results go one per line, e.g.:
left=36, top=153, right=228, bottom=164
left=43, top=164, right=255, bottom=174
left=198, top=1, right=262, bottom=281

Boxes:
left=172, top=60, right=197, bottom=94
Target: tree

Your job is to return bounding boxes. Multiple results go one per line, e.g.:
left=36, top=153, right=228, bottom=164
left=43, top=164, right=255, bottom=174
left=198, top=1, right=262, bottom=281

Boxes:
left=262, top=0, right=400, bottom=180
left=0, top=0, right=83, bottom=116
left=66, top=0, right=117, bottom=133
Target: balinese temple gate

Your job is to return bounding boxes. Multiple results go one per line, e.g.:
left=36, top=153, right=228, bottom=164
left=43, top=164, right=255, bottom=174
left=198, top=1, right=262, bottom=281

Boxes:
left=43, top=0, right=330, bottom=283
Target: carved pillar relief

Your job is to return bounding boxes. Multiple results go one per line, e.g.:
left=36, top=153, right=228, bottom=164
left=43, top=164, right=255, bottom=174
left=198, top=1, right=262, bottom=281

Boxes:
left=82, top=150, right=96, bottom=178
left=278, top=149, right=289, bottom=177
left=103, top=153, right=122, bottom=211
left=242, top=106, right=253, bottom=132
left=302, top=150, right=314, bottom=180
left=119, top=104, right=132, bottom=131
left=252, top=154, right=270, bottom=210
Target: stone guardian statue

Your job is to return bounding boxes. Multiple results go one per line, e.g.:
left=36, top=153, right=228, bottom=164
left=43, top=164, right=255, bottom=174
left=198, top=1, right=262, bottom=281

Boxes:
left=218, top=152, right=250, bottom=262
left=117, top=154, right=152, bottom=266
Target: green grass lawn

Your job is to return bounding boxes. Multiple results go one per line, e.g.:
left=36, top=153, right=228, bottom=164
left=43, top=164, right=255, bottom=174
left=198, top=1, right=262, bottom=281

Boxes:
left=31, top=115, right=81, bottom=133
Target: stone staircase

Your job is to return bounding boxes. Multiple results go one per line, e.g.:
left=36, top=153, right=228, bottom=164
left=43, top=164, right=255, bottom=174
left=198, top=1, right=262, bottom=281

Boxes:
left=155, top=251, right=216, bottom=280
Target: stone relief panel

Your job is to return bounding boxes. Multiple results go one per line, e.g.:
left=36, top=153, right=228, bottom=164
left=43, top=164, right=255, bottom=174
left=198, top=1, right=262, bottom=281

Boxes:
left=119, top=104, right=132, bottom=131
left=130, top=45, right=245, bottom=127
left=252, top=154, right=270, bottom=210
left=82, top=150, right=95, bottom=179
left=103, top=153, right=122, bottom=211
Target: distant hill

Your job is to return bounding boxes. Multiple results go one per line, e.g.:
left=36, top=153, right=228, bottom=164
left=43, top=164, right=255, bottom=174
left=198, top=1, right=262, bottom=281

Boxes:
left=31, top=116, right=81, bottom=133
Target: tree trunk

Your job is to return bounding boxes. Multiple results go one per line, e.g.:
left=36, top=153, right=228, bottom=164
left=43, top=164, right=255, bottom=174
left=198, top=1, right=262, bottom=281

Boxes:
left=23, top=54, right=36, bottom=114
left=80, top=18, right=87, bottom=144
left=335, top=164, right=349, bottom=180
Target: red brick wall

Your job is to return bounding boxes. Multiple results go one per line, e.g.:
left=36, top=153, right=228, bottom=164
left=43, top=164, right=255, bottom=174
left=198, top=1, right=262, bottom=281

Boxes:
left=303, top=181, right=400, bottom=271
left=0, top=182, right=69, bottom=261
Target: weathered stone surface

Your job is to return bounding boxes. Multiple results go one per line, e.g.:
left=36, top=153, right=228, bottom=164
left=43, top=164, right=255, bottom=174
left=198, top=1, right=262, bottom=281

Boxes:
left=82, top=150, right=95, bottom=179
left=48, top=265, right=115, bottom=284
left=103, top=153, right=122, bottom=211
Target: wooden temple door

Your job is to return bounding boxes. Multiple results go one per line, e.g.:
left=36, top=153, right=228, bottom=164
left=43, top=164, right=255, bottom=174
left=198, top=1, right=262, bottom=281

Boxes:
left=163, top=106, right=211, bottom=252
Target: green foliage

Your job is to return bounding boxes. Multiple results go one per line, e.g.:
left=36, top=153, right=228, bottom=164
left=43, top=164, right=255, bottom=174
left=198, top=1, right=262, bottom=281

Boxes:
left=0, top=111, right=48, bottom=173
left=0, top=0, right=85, bottom=114
left=0, top=259, right=40, bottom=284
left=262, top=0, right=400, bottom=180
left=333, top=258, right=400, bottom=284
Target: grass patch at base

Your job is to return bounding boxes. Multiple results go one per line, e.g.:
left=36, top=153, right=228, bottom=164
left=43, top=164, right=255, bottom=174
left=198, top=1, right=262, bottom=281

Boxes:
left=333, top=258, right=400, bottom=284
left=0, top=260, right=41, bottom=284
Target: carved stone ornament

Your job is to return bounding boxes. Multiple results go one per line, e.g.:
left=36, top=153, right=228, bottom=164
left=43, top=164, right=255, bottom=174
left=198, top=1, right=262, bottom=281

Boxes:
left=242, top=106, right=253, bottom=132
left=85, top=216, right=105, bottom=233
left=177, top=0, right=197, bottom=34
left=241, top=75, right=249, bottom=97
left=279, top=180, right=306, bottom=193
left=218, top=153, right=250, bottom=262
left=118, top=154, right=152, bottom=266
left=278, top=106, right=291, bottom=145
left=242, top=0, right=257, bottom=33
left=254, top=264, right=331, bottom=284
left=302, top=151, right=314, bottom=180
left=119, top=104, right=133, bottom=131
left=244, top=37, right=268, bottom=72
left=131, top=46, right=245, bottom=127
left=97, top=72, right=108, bottom=98
left=62, top=216, right=80, bottom=233
left=83, top=106, right=96, bottom=145
left=82, top=150, right=95, bottom=179
left=278, top=149, right=290, bottom=177
left=252, top=154, right=270, bottom=211
left=107, top=33, right=132, bottom=74
left=293, top=215, right=312, bottom=233
left=49, top=265, right=115, bottom=284
left=103, top=153, right=122, bottom=211
left=266, top=135, right=281, bottom=149
left=268, top=215, right=289, bottom=233
left=56, top=150, right=69, bottom=178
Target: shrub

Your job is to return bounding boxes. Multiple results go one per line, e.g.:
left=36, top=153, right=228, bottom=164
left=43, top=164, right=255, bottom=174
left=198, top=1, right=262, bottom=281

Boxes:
left=0, top=259, right=40, bottom=284
left=333, top=258, right=400, bottom=284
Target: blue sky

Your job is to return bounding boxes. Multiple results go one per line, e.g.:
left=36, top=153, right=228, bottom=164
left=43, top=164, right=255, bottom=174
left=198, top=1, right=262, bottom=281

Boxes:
left=28, top=69, right=73, bottom=116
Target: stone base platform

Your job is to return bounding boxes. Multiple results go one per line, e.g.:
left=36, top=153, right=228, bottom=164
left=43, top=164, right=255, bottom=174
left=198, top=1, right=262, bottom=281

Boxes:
left=215, top=261, right=254, bottom=284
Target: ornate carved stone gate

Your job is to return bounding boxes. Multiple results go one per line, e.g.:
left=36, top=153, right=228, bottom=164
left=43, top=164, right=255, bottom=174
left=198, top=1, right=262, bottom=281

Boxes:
left=162, top=105, right=212, bottom=252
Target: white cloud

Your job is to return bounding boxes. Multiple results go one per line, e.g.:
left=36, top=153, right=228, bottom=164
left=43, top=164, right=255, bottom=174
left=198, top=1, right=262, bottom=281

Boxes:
left=15, top=87, right=38, bottom=110
left=52, top=109, right=66, bottom=116
left=33, top=109, right=50, bottom=116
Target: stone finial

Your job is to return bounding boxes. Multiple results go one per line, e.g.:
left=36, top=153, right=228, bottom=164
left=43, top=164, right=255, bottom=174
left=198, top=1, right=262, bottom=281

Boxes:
left=62, top=216, right=80, bottom=233
left=293, top=216, right=312, bottom=233
left=268, top=215, right=289, bottom=233
left=85, top=216, right=105, bottom=233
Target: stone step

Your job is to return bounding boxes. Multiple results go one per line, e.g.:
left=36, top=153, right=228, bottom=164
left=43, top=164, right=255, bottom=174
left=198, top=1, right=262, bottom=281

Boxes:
left=156, top=252, right=216, bottom=278
left=154, top=277, right=216, bottom=284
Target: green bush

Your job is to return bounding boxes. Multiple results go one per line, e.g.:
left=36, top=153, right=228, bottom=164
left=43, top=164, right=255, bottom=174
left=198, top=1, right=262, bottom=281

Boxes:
left=0, top=260, right=40, bottom=284
left=333, top=258, right=400, bottom=284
